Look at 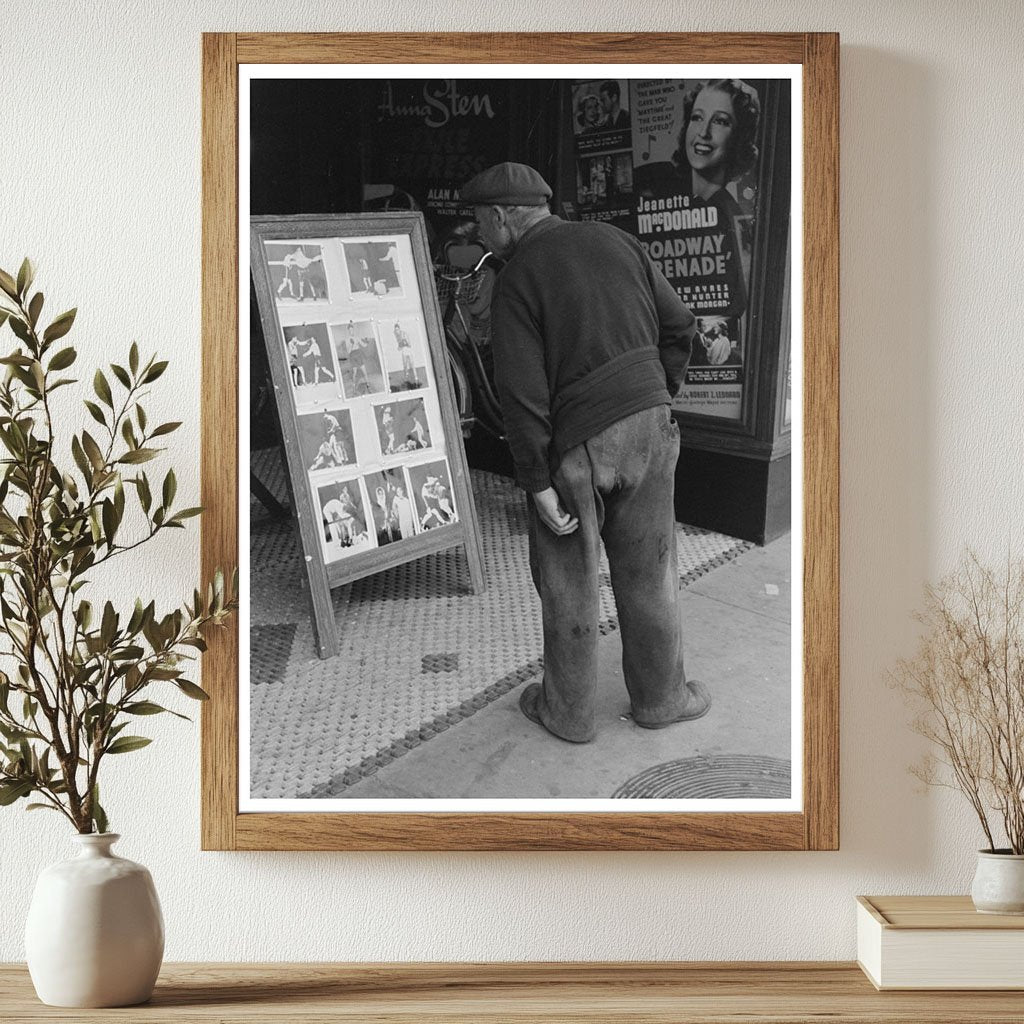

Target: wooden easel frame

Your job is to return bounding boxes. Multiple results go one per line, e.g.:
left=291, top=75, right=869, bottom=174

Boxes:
left=202, top=32, right=839, bottom=851
left=249, top=213, right=485, bottom=659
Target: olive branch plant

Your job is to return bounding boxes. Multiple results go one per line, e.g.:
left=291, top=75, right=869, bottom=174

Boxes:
left=893, top=551, right=1024, bottom=854
left=0, top=259, right=236, bottom=834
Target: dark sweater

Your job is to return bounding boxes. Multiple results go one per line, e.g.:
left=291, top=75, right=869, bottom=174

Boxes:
left=490, top=216, right=696, bottom=492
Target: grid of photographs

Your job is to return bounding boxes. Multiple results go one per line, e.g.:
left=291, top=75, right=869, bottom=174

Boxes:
left=269, top=234, right=457, bottom=565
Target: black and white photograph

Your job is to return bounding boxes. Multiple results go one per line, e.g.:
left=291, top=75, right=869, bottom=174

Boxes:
left=406, top=458, right=458, bottom=531
left=246, top=68, right=799, bottom=816
left=572, top=79, right=631, bottom=138
left=316, top=476, right=373, bottom=561
left=689, top=317, right=743, bottom=367
left=341, top=238, right=404, bottom=300
left=281, top=322, right=337, bottom=398
left=266, top=241, right=330, bottom=303
left=378, top=316, right=427, bottom=392
left=365, top=467, right=418, bottom=546
left=372, top=396, right=431, bottom=457
left=329, top=318, right=386, bottom=398
left=297, top=406, right=357, bottom=474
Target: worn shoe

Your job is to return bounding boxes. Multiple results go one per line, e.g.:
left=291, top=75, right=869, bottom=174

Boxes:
left=518, top=683, right=591, bottom=743
left=633, top=680, right=711, bottom=729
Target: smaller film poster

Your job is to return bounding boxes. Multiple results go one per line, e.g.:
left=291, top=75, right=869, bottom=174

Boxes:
left=673, top=315, right=744, bottom=419
left=628, top=77, right=772, bottom=421
left=572, top=79, right=634, bottom=222
left=572, top=79, right=632, bottom=152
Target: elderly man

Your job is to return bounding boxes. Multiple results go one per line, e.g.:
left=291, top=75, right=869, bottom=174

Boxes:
left=460, top=161, right=710, bottom=743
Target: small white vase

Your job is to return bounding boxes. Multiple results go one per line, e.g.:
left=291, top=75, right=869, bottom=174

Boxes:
left=25, top=833, right=164, bottom=1007
left=971, top=849, right=1024, bottom=915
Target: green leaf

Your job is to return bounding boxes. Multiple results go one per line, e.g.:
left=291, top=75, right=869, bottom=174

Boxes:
left=0, top=352, right=33, bottom=366
left=101, top=498, right=117, bottom=547
left=0, top=779, right=33, bottom=805
left=168, top=507, right=203, bottom=524
left=136, top=473, right=152, bottom=513
left=16, top=258, right=35, bottom=298
left=0, top=309, right=9, bottom=331
left=114, top=475, right=125, bottom=521
left=126, top=598, right=146, bottom=635
left=47, top=346, right=77, bottom=371
left=143, top=360, right=168, bottom=383
left=91, top=785, right=108, bottom=834
left=162, top=468, right=176, bottom=508
left=76, top=600, right=93, bottom=631
left=0, top=269, right=18, bottom=300
left=9, top=317, right=31, bottom=345
left=110, top=363, right=131, bottom=389
left=93, top=369, right=113, bottom=409
left=176, top=679, right=210, bottom=701
left=26, top=803, right=61, bottom=813
left=105, top=736, right=152, bottom=755
left=27, top=292, right=43, bottom=328
left=100, top=602, right=117, bottom=647
left=83, top=400, right=106, bottom=427
left=124, top=700, right=176, bottom=716
left=81, top=431, right=105, bottom=472
left=42, top=308, right=77, bottom=344
left=110, top=646, right=145, bottom=666
left=150, top=421, right=181, bottom=438
left=118, top=448, right=157, bottom=465
left=136, top=404, right=147, bottom=432
left=71, top=435, right=91, bottom=482
left=121, top=418, right=137, bottom=450
left=129, top=342, right=139, bottom=376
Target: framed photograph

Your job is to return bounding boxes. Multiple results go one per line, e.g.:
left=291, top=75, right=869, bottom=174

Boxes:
left=203, top=32, right=838, bottom=851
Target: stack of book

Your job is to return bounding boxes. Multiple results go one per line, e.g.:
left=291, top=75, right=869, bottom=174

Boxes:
left=857, top=895, right=1024, bottom=990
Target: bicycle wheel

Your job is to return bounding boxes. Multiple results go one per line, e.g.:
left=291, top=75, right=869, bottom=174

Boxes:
left=446, top=344, right=474, bottom=438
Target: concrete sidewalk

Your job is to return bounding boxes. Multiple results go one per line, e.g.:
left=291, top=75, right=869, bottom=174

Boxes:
left=340, top=534, right=793, bottom=800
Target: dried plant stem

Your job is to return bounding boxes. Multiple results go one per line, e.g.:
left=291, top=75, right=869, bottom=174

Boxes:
left=894, top=551, right=1024, bottom=854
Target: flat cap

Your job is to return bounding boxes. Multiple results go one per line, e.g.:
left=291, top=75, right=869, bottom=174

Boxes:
left=460, top=162, right=552, bottom=206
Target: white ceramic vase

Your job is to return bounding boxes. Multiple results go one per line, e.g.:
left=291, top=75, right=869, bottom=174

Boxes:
left=25, top=833, right=164, bottom=1007
left=971, top=850, right=1024, bottom=915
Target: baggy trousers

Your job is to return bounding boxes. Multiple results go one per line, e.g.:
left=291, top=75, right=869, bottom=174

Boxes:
left=527, top=403, right=689, bottom=742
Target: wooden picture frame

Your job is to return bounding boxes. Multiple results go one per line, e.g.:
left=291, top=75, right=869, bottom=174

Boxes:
left=202, top=32, right=838, bottom=851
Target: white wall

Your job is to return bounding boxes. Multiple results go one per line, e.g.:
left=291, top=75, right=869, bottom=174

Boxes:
left=2, top=0, right=1023, bottom=961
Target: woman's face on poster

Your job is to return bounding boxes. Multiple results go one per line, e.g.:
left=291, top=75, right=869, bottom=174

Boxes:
left=685, top=86, right=736, bottom=179
left=582, top=94, right=602, bottom=126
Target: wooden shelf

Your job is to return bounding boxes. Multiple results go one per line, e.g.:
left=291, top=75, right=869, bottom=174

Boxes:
left=3, top=962, right=1024, bottom=1022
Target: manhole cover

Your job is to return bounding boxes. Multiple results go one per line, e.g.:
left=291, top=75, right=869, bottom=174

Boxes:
left=612, top=755, right=791, bottom=799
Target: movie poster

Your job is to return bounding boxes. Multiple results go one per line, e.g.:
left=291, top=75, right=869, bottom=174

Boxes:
left=628, top=78, right=767, bottom=420
left=571, top=79, right=634, bottom=223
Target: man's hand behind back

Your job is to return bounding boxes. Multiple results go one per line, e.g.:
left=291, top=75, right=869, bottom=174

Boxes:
left=532, top=487, right=579, bottom=536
